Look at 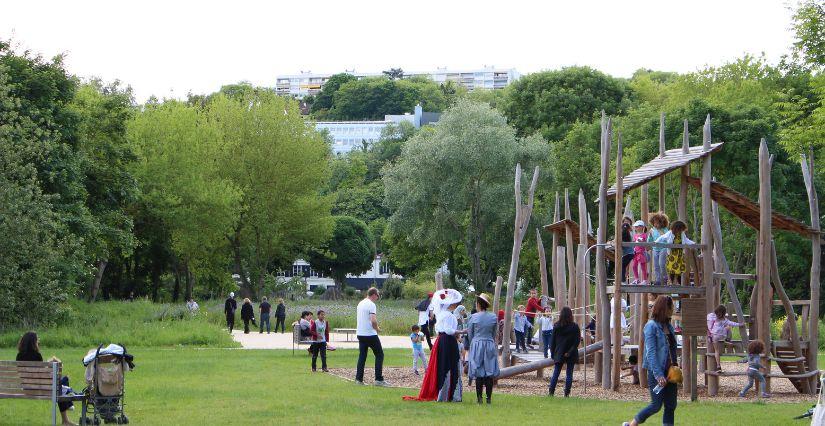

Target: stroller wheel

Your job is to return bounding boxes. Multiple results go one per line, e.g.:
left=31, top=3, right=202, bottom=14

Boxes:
left=92, top=417, right=101, bottom=425
left=119, top=415, right=129, bottom=424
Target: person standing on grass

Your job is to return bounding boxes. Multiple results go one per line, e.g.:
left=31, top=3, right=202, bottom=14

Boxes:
left=467, top=293, right=499, bottom=405
left=310, top=310, right=330, bottom=372
left=259, top=297, right=272, bottom=334
left=355, top=287, right=389, bottom=386
left=623, top=295, right=678, bottom=426
left=548, top=306, right=580, bottom=397
left=224, top=292, right=237, bottom=333
left=275, top=298, right=287, bottom=333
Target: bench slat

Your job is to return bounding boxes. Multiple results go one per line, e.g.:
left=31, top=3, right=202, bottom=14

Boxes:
left=0, top=386, right=53, bottom=394
left=0, top=371, right=54, bottom=378
left=0, top=366, right=59, bottom=374
left=0, top=378, right=55, bottom=386
left=0, top=393, right=53, bottom=400
left=0, top=361, right=53, bottom=367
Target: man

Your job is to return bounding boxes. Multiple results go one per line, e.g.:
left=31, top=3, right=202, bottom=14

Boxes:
left=224, top=292, right=237, bottom=333
left=415, top=293, right=434, bottom=350
left=274, top=298, right=287, bottom=333
left=186, top=298, right=199, bottom=314
left=259, top=296, right=272, bottom=334
left=525, top=289, right=542, bottom=349
left=355, top=287, right=389, bottom=386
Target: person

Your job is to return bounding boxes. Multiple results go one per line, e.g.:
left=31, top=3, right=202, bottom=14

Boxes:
left=706, top=305, right=743, bottom=372
left=656, top=220, right=695, bottom=285
left=259, top=296, right=272, bottom=334
left=622, top=354, right=640, bottom=385
left=610, top=295, right=629, bottom=334
left=224, top=292, right=237, bottom=333
left=310, top=310, right=330, bottom=372
left=513, top=306, right=528, bottom=354
left=467, top=293, right=499, bottom=404
left=537, top=307, right=554, bottom=358
left=416, top=293, right=434, bottom=350
left=17, top=332, right=77, bottom=425
left=240, top=298, right=255, bottom=334
left=631, top=220, right=649, bottom=285
left=586, top=316, right=596, bottom=343
left=355, top=287, right=389, bottom=386
left=410, top=325, right=427, bottom=375
left=648, top=212, right=670, bottom=285
left=496, top=309, right=505, bottom=346
left=186, top=298, right=199, bottom=314
left=548, top=306, right=581, bottom=397
left=296, top=311, right=314, bottom=355
left=274, top=298, right=287, bottom=333
left=739, top=339, right=770, bottom=398
left=525, top=289, right=542, bottom=349
left=620, top=220, right=635, bottom=284
left=623, top=295, right=678, bottom=426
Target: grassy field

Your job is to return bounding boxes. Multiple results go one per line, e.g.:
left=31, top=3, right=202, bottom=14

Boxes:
left=0, top=347, right=815, bottom=425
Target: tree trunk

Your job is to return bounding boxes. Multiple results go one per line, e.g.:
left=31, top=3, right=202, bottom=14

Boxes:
left=230, top=227, right=252, bottom=297
left=186, top=267, right=194, bottom=302
left=447, top=244, right=458, bottom=289
left=87, top=259, right=108, bottom=302
left=172, top=262, right=181, bottom=302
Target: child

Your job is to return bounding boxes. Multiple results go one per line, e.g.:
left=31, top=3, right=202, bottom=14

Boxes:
left=648, top=212, right=670, bottom=285
left=706, top=305, right=743, bottom=372
left=537, top=307, right=554, bottom=358
left=309, top=310, right=329, bottom=372
left=656, top=220, right=695, bottom=285
left=621, top=354, right=640, bottom=385
left=621, top=221, right=634, bottom=284
left=631, top=220, right=649, bottom=285
left=410, top=324, right=427, bottom=375
left=514, top=306, right=527, bottom=353
left=739, top=339, right=770, bottom=398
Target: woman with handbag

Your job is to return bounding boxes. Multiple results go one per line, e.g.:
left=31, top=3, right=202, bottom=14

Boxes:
left=624, top=295, right=680, bottom=426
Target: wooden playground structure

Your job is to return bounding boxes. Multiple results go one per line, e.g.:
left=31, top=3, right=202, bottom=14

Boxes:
left=493, top=112, right=822, bottom=400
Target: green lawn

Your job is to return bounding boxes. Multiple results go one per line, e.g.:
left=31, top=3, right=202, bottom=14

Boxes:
left=0, top=347, right=814, bottom=425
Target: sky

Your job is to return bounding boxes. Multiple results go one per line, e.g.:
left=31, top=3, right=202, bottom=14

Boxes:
left=1, top=0, right=798, bottom=103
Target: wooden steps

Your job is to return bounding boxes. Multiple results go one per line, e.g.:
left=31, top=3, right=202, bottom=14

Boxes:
left=773, top=343, right=814, bottom=393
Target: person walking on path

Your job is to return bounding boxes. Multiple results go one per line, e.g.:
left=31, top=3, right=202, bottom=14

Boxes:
left=623, top=295, right=679, bottom=426
left=355, top=287, right=389, bottom=386
left=224, top=292, right=237, bottom=333
left=310, top=309, right=330, bottom=372
left=240, top=298, right=255, bottom=334
left=548, top=306, right=581, bottom=397
left=274, top=298, right=286, bottom=333
left=416, top=293, right=434, bottom=350
left=259, top=297, right=272, bottom=333
left=467, top=293, right=499, bottom=404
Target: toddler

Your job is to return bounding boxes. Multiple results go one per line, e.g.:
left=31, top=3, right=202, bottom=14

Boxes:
left=410, top=325, right=427, bottom=375
left=656, top=220, right=695, bottom=285
left=648, top=212, right=669, bottom=285
left=739, top=340, right=770, bottom=398
left=631, top=220, right=649, bottom=285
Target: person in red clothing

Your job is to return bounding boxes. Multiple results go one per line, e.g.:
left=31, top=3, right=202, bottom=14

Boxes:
left=525, top=289, right=542, bottom=348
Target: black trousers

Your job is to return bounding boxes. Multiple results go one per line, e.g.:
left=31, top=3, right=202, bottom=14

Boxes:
left=243, top=319, right=250, bottom=333
left=421, top=322, right=433, bottom=350
left=226, top=314, right=235, bottom=332
left=621, top=253, right=634, bottom=283
left=355, top=335, right=384, bottom=382
left=275, top=316, right=286, bottom=333
left=311, top=342, right=327, bottom=370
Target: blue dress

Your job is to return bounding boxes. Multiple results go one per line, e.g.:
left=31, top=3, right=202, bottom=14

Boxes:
left=467, top=311, right=500, bottom=379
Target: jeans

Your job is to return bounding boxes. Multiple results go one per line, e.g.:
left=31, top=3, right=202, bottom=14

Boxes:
left=275, top=316, right=286, bottom=333
left=549, top=358, right=575, bottom=396
left=260, top=313, right=270, bottom=333
left=514, top=330, right=526, bottom=352
left=311, top=342, right=327, bottom=370
left=412, top=348, right=427, bottom=371
left=653, top=250, right=668, bottom=284
left=355, top=335, right=384, bottom=382
left=740, top=369, right=767, bottom=396
left=635, top=373, right=677, bottom=425
left=542, top=330, right=553, bottom=358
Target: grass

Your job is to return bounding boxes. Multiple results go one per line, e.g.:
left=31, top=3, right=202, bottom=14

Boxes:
left=0, top=347, right=814, bottom=425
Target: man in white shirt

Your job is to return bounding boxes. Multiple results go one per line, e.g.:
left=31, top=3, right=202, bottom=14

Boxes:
left=355, top=287, right=389, bottom=386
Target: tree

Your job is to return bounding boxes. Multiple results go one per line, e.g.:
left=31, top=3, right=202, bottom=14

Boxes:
left=790, top=0, right=825, bottom=69
left=382, top=68, right=405, bottom=80
left=328, top=77, right=447, bottom=120
left=308, top=216, right=375, bottom=288
left=310, top=73, right=357, bottom=117
left=384, top=99, right=547, bottom=291
left=503, top=66, right=630, bottom=141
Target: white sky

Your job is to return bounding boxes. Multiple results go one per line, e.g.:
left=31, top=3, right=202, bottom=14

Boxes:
left=2, top=0, right=797, bottom=103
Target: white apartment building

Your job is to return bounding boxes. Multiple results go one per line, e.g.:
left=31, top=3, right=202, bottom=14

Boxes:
left=276, top=66, right=520, bottom=97
left=316, top=104, right=440, bottom=154
left=278, top=256, right=396, bottom=291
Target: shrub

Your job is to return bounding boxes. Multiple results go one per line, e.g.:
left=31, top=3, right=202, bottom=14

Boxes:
left=313, top=286, right=326, bottom=297
left=382, top=278, right=405, bottom=299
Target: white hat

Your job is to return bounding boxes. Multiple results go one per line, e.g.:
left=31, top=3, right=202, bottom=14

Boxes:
left=433, top=288, right=462, bottom=306
left=229, top=292, right=235, bottom=298
left=633, top=220, right=646, bottom=228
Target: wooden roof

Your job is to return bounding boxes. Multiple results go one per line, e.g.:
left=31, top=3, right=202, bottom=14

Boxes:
left=543, top=219, right=616, bottom=257
left=684, top=176, right=819, bottom=237
left=606, top=143, right=724, bottom=199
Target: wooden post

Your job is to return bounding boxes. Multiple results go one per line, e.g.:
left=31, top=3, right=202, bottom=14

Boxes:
left=596, top=117, right=613, bottom=388
left=578, top=189, right=589, bottom=329
left=500, top=165, right=540, bottom=367
left=537, top=229, right=550, bottom=301
left=492, top=275, right=504, bottom=318
left=756, top=139, right=772, bottom=393
left=435, top=271, right=444, bottom=291
left=639, top=184, right=650, bottom=387
left=565, top=189, right=577, bottom=309
left=611, top=132, right=624, bottom=391
left=700, top=115, right=714, bottom=396
left=658, top=112, right=666, bottom=212
left=551, top=193, right=562, bottom=311
left=801, top=152, right=820, bottom=392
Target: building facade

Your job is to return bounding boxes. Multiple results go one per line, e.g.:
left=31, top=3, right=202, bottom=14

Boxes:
left=277, top=256, right=395, bottom=291
left=276, top=66, right=519, bottom=98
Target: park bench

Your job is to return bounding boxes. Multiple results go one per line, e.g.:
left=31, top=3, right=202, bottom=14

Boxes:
left=292, top=324, right=315, bottom=355
left=333, top=328, right=357, bottom=342
left=0, top=360, right=86, bottom=425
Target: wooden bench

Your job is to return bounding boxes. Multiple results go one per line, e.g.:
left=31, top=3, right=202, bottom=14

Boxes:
left=333, top=328, right=357, bottom=342
left=292, top=325, right=315, bottom=355
left=0, top=360, right=86, bottom=425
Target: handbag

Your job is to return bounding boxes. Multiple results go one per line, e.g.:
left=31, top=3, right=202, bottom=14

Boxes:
left=664, top=325, right=683, bottom=384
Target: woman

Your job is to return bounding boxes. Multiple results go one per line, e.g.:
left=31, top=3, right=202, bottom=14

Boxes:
left=17, top=332, right=76, bottom=425
left=467, top=293, right=499, bottom=404
left=275, top=298, right=287, bottom=333
left=624, top=295, right=678, bottom=426
left=240, top=298, right=255, bottom=334
left=548, top=306, right=580, bottom=397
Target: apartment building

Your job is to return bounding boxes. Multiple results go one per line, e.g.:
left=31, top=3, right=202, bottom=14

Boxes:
left=315, top=104, right=440, bottom=154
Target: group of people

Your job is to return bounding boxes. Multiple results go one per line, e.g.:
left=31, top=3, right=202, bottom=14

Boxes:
left=223, top=292, right=287, bottom=334
left=618, top=212, right=695, bottom=286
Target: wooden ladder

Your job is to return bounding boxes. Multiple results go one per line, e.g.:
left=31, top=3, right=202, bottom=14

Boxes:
left=772, top=343, right=810, bottom=393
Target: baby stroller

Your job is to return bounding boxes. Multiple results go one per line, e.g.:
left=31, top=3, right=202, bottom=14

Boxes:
left=81, top=344, right=135, bottom=425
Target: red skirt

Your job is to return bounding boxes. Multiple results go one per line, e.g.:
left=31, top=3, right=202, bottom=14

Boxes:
left=403, top=335, right=442, bottom=401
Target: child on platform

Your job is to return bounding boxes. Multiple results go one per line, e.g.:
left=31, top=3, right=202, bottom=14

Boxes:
left=514, top=306, right=527, bottom=354
left=648, top=212, right=670, bottom=285
left=738, top=339, right=770, bottom=398
left=410, top=325, right=427, bottom=375
left=656, top=220, right=695, bottom=285
left=631, top=220, right=649, bottom=285
left=706, top=305, right=743, bottom=372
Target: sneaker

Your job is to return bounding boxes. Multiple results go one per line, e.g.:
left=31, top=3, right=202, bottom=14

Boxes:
left=374, top=380, right=391, bottom=387
left=322, top=368, right=329, bottom=372
left=641, top=280, right=648, bottom=285
left=739, top=392, right=746, bottom=398
left=413, top=370, right=420, bottom=376
left=631, top=280, right=639, bottom=285
left=355, top=380, right=365, bottom=385
left=762, top=393, right=771, bottom=398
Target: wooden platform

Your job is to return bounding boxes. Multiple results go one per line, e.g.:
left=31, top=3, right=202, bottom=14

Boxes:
left=607, top=285, right=706, bottom=295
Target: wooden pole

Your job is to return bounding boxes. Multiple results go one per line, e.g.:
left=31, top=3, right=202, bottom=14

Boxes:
left=756, top=139, right=773, bottom=393
left=611, top=132, right=624, bottom=391
left=492, top=275, right=504, bottom=318
left=537, top=229, right=550, bottom=301
left=801, top=152, right=820, bottom=393
left=596, top=117, right=613, bottom=388
left=658, top=112, right=666, bottom=213
left=500, top=165, right=540, bottom=367
left=638, top=184, right=650, bottom=387
left=435, top=271, right=444, bottom=291
left=551, top=193, right=562, bottom=311
left=565, top=189, right=577, bottom=309
left=578, top=189, right=589, bottom=329
left=700, top=115, right=714, bottom=397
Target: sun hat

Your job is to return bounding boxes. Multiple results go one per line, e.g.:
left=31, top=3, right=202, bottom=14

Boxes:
left=477, top=293, right=491, bottom=306
left=633, top=220, right=646, bottom=227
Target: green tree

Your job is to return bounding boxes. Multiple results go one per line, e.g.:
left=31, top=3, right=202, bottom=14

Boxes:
left=382, top=68, right=405, bottom=80
left=311, top=73, right=357, bottom=117
left=328, top=77, right=447, bottom=120
left=308, top=216, right=375, bottom=288
left=790, top=0, right=825, bottom=69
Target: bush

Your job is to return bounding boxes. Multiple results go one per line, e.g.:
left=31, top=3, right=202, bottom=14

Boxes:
left=402, top=272, right=435, bottom=300
left=313, top=286, right=326, bottom=297
left=343, top=287, right=356, bottom=298
left=382, top=278, right=405, bottom=299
